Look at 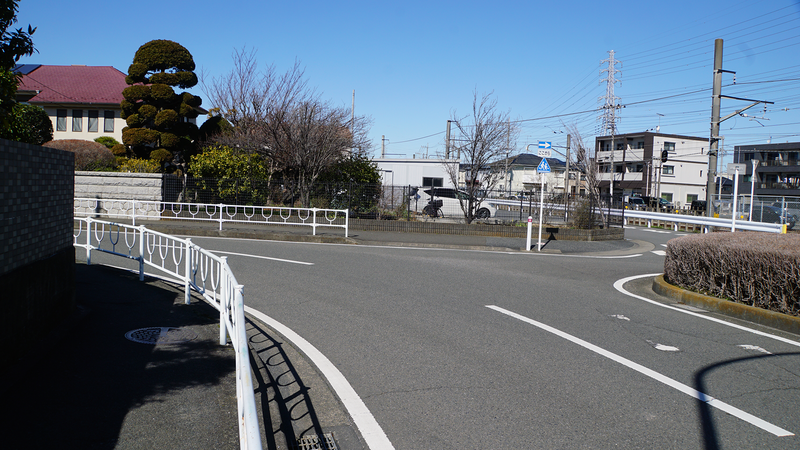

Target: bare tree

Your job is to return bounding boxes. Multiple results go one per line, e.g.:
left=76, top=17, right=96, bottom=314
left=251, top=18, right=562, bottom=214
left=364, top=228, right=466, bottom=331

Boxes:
left=200, top=48, right=373, bottom=206
left=565, top=124, right=606, bottom=226
left=445, top=90, right=517, bottom=223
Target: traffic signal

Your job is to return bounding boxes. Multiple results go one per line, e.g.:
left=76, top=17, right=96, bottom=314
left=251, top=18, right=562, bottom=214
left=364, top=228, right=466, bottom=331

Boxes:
left=661, top=149, right=669, bottom=163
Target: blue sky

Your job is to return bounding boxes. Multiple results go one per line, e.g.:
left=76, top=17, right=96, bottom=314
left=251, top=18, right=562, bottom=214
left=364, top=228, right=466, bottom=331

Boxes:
left=15, top=0, right=800, bottom=165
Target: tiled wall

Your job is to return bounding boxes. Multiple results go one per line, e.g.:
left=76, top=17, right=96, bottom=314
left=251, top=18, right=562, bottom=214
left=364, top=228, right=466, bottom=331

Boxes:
left=0, top=139, right=74, bottom=275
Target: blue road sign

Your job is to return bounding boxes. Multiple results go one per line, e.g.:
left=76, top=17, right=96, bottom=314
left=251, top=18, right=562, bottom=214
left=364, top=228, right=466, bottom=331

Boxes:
left=537, top=158, right=551, bottom=173
left=538, top=141, right=552, bottom=149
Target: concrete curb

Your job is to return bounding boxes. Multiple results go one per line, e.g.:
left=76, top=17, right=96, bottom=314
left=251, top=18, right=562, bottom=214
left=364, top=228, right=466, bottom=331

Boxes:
left=652, top=275, right=800, bottom=335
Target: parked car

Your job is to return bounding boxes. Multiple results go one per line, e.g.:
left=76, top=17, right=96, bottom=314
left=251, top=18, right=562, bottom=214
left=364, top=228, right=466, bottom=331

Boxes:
left=690, top=200, right=707, bottom=212
left=639, top=196, right=674, bottom=211
left=753, top=205, right=796, bottom=230
left=409, top=187, right=497, bottom=219
left=771, top=202, right=800, bottom=224
left=625, top=196, right=645, bottom=210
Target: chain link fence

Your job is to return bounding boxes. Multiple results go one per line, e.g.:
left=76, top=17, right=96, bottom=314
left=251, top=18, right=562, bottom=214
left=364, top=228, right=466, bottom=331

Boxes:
left=159, top=175, right=624, bottom=228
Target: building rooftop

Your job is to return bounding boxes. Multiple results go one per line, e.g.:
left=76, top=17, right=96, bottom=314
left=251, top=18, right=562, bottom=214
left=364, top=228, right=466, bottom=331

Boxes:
left=15, top=64, right=128, bottom=105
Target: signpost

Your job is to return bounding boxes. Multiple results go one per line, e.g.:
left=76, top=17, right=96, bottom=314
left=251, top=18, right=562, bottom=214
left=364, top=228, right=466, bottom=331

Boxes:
left=536, top=158, right=551, bottom=251
left=537, top=141, right=552, bottom=158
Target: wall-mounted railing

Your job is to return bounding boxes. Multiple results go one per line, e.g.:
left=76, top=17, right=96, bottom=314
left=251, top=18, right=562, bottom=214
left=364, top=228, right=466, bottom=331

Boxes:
left=73, top=217, right=263, bottom=450
left=74, top=198, right=349, bottom=237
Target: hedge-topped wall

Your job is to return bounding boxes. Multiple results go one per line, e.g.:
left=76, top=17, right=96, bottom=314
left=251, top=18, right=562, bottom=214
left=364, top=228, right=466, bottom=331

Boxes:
left=664, top=233, right=800, bottom=317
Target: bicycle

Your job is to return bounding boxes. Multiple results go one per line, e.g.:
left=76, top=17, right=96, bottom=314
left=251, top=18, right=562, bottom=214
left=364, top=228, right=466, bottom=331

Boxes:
left=422, top=199, right=444, bottom=218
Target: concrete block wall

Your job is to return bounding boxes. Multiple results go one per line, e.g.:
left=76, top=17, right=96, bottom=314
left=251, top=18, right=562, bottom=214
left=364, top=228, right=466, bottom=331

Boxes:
left=0, top=138, right=75, bottom=367
left=74, top=171, right=163, bottom=219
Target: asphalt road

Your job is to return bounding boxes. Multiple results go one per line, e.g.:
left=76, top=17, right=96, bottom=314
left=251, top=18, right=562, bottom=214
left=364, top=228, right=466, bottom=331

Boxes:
left=176, top=225, right=800, bottom=449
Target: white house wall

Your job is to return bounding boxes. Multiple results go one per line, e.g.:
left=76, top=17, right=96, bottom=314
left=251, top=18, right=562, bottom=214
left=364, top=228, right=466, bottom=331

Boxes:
left=374, top=158, right=458, bottom=188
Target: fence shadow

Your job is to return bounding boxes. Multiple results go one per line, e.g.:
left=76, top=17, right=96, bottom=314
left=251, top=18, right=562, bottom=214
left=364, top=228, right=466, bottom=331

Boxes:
left=247, top=319, right=328, bottom=450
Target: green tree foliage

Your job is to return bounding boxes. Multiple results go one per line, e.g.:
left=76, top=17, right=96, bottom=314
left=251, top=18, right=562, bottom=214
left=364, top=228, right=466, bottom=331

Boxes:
left=2, top=103, right=51, bottom=144
left=42, top=139, right=116, bottom=171
left=0, top=0, right=36, bottom=130
left=121, top=39, right=202, bottom=171
left=189, top=145, right=271, bottom=204
left=316, top=155, right=382, bottom=214
left=94, top=136, right=120, bottom=149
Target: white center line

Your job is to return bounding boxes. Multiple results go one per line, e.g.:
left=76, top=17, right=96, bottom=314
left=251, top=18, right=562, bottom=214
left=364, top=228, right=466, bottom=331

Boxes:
left=486, top=305, right=794, bottom=437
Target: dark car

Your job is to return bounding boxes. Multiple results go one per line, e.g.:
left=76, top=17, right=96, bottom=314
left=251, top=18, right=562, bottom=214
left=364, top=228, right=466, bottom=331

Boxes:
left=690, top=200, right=707, bottom=212
left=752, top=205, right=796, bottom=230
left=625, top=197, right=645, bottom=210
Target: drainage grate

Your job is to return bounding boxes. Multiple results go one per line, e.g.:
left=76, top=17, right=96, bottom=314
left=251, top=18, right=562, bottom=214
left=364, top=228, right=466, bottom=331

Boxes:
left=293, top=433, right=338, bottom=450
left=125, top=327, right=198, bottom=345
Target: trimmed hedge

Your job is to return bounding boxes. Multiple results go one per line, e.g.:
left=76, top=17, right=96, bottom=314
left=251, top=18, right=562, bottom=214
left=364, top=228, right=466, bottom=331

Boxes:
left=665, top=233, right=800, bottom=317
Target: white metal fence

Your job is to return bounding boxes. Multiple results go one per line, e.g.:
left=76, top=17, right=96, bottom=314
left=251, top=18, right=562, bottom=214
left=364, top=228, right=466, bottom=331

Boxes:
left=73, top=217, right=263, bottom=450
left=74, top=198, right=349, bottom=236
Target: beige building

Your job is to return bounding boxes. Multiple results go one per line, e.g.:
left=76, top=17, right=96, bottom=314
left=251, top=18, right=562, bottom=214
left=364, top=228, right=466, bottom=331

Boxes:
left=16, top=64, right=129, bottom=143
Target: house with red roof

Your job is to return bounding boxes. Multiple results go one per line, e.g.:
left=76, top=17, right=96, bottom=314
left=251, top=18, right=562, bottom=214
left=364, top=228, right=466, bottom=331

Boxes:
left=15, top=64, right=129, bottom=143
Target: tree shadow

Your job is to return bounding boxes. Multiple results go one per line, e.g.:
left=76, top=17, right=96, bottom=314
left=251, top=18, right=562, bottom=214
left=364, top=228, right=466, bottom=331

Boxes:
left=694, top=351, right=800, bottom=449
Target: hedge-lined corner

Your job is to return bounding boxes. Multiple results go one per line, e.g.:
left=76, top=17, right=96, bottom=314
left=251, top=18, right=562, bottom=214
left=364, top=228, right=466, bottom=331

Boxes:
left=664, top=233, right=800, bottom=318
left=653, top=275, right=800, bottom=335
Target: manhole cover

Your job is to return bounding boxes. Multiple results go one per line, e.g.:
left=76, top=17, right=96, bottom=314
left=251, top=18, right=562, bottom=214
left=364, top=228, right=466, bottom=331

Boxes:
left=125, top=327, right=198, bottom=345
left=294, top=433, right=338, bottom=450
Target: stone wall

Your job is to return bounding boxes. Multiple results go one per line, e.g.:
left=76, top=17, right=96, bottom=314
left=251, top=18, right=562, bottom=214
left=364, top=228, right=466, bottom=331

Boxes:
left=74, top=171, right=165, bottom=219
left=0, top=139, right=75, bottom=367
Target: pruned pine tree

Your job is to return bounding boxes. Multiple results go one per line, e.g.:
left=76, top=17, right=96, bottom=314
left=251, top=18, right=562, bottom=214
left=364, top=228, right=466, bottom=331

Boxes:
left=121, top=40, right=202, bottom=172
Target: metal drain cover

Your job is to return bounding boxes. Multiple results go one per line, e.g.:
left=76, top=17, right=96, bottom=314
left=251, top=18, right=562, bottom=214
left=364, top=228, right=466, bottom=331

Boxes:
left=294, top=433, right=338, bottom=450
left=125, top=327, right=198, bottom=345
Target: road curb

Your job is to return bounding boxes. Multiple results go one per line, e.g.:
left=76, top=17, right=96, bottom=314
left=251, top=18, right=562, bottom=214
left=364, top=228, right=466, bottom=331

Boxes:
left=652, top=275, right=800, bottom=335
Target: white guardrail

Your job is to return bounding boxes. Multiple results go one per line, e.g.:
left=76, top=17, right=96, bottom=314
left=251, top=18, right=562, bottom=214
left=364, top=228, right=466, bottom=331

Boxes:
left=74, top=198, right=349, bottom=237
left=73, top=217, right=263, bottom=450
left=488, top=198, right=786, bottom=233
left=619, top=209, right=787, bottom=233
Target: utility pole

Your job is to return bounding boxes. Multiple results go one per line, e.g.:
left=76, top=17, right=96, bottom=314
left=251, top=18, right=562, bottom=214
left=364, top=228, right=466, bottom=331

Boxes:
left=706, top=40, right=723, bottom=217
left=381, top=135, right=385, bottom=158
left=565, top=134, right=571, bottom=221
left=445, top=120, right=452, bottom=159
left=706, top=38, right=773, bottom=217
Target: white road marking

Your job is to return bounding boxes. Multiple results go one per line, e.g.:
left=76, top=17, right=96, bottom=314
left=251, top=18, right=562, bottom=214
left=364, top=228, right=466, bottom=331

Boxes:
left=611, top=314, right=630, bottom=321
left=613, top=274, right=800, bottom=349
left=245, top=307, right=395, bottom=450
left=209, top=250, right=314, bottom=265
left=486, top=305, right=794, bottom=437
left=651, top=250, right=667, bottom=256
left=646, top=340, right=680, bottom=352
left=738, top=344, right=772, bottom=354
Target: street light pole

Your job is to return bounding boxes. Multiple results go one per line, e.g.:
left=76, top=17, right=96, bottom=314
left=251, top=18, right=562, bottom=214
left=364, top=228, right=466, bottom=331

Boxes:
left=749, top=159, right=759, bottom=220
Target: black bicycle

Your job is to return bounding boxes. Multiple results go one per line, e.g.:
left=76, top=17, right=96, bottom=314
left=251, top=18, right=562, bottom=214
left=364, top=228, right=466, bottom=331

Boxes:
left=422, top=199, right=444, bottom=218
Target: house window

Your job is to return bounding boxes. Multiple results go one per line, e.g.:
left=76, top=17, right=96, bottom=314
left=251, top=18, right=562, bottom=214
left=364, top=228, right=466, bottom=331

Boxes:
left=662, top=165, right=674, bottom=175
left=88, top=110, right=98, bottom=132
left=664, top=142, right=676, bottom=152
left=72, top=109, right=83, bottom=132
left=662, top=193, right=673, bottom=202
left=104, top=110, right=114, bottom=132
left=636, top=141, right=645, bottom=149
left=687, top=194, right=698, bottom=204
left=56, top=109, right=67, bottom=131
left=422, top=177, right=443, bottom=188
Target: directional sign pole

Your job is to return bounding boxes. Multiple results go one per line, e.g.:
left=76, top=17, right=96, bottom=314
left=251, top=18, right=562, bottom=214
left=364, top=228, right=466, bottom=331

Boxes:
left=537, top=173, right=545, bottom=251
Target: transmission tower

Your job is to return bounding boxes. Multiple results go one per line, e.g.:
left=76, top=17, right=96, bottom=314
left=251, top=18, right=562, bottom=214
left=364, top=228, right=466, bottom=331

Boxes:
left=599, top=50, right=622, bottom=136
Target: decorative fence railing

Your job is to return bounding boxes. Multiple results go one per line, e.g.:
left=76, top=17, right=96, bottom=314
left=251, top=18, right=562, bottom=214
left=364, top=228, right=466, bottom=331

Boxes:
left=74, top=198, right=349, bottom=237
left=73, top=217, right=263, bottom=450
